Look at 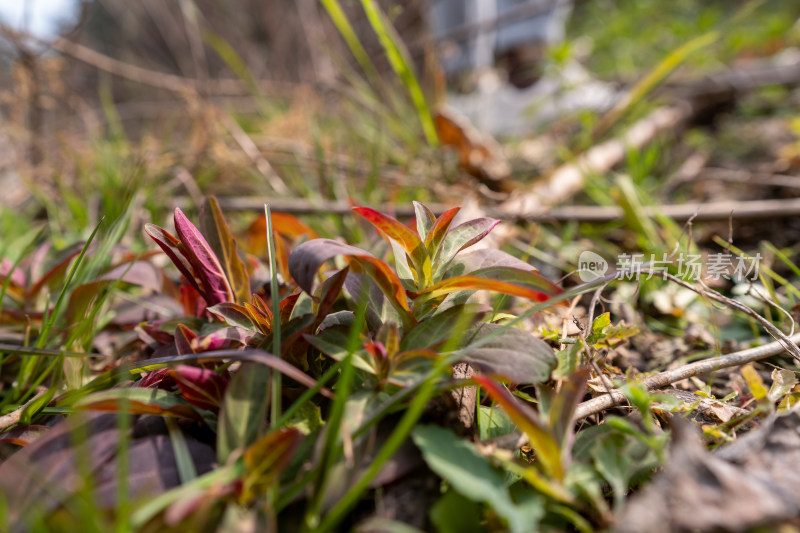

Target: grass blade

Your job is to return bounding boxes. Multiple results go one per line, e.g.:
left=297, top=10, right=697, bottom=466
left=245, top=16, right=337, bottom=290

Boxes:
left=266, top=204, right=282, bottom=427
left=357, top=0, right=438, bottom=146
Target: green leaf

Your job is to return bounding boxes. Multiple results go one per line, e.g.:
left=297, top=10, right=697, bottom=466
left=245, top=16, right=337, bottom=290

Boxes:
left=433, top=218, right=500, bottom=278
left=413, top=201, right=436, bottom=243
left=357, top=0, right=439, bottom=146
left=591, top=435, right=634, bottom=511
left=285, top=402, right=324, bottom=435
left=400, top=304, right=487, bottom=351
left=304, top=328, right=375, bottom=375
left=217, top=361, right=270, bottom=462
left=592, top=312, right=611, bottom=333
left=462, top=323, right=556, bottom=384
left=477, top=405, right=516, bottom=441
left=553, top=343, right=582, bottom=379
left=430, top=490, right=486, bottom=533
left=412, top=425, right=529, bottom=532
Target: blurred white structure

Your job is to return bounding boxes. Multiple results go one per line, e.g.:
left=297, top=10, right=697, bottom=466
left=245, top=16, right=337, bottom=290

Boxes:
left=430, top=0, right=573, bottom=80
left=429, top=0, right=617, bottom=136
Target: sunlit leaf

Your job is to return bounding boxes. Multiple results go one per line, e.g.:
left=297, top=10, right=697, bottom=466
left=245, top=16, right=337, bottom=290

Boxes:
left=413, top=201, right=436, bottom=242
left=446, top=249, right=538, bottom=276
left=424, top=207, right=460, bottom=259
left=742, top=364, right=768, bottom=402
left=242, top=428, right=303, bottom=503
left=473, top=376, right=563, bottom=480
left=200, top=196, right=250, bottom=304
left=768, top=368, right=798, bottom=404
left=413, top=267, right=562, bottom=306
left=353, top=206, right=431, bottom=285
left=433, top=217, right=500, bottom=277
left=208, top=302, right=256, bottom=330
left=74, top=388, right=202, bottom=420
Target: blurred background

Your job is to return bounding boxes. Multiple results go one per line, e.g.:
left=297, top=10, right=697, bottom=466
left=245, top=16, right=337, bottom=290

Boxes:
left=1, top=0, right=800, bottom=246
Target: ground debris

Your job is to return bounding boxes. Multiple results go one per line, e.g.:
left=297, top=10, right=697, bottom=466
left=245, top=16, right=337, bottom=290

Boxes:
left=615, top=405, right=800, bottom=533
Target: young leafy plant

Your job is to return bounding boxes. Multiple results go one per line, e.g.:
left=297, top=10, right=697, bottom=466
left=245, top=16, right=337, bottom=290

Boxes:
left=288, top=202, right=565, bottom=386
left=290, top=202, right=562, bottom=325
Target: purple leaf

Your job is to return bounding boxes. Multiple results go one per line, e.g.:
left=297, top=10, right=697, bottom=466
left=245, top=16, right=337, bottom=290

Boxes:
left=144, top=223, right=202, bottom=296
left=289, top=239, right=413, bottom=327
left=169, top=365, right=230, bottom=413
left=462, top=323, right=556, bottom=383
left=0, top=257, right=26, bottom=287
left=173, top=208, right=234, bottom=306
left=174, top=324, right=197, bottom=355
left=289, top=238, right=375, bottom=294
left=193, top=326, right=253, bottom=352
left=446, top=249, right=539, bottom=276
left=433, top=217, right=501, bottom=278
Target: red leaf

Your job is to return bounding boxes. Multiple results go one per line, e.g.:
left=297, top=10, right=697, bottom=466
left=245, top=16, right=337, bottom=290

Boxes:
left=288, top=239, right=413, bottom=327
left=174, top=324, right=198, bottom=355
left=413, top=267, right=562, bottom=305
left=473, top=375, right=563, bottom=480
left=169, top=365, right=230, bottom=413
left=173, top=208, right=234, bottom=306
left=138, top=368, right=175, bottom=389
left=353, top=207, right=423, bottom=257
left=353, top=207, right=431, bottom=284
left=424, top=207, right=460, bottom=255
left=145, top=224, right=202, bottom=297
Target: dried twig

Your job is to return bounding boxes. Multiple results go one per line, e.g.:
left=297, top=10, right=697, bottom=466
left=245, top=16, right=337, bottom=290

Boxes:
left=0, top=21, right=294, bottom=97
left=500, top=58, right=800, bottom=213
left=491, top=331, right=800, bottom=450
left=574, top=331, right=800, bottom=421
left=501, top=103, right=695, bottom=214
left=217, top=112, right=290, bottom=195
left=0, top=388, right=48, bottom=432
left=201, top=195, right=800, bottom=223
left=675, top=167, right=800, bottom=190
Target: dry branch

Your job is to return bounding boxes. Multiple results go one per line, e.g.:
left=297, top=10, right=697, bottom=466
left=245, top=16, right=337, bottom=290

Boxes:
left=0, top=22, right=295, bottom=97
left=501, top=103, right=695, bottom=214
left=0, top=388, right=48, bottom=432
left=499, top=59, right=800, bottom=213
left=203, top=195, right=800, bottom=223
left=574, top=331, right=800, bottom=420
left=490, top=331, right=800, bottom=450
